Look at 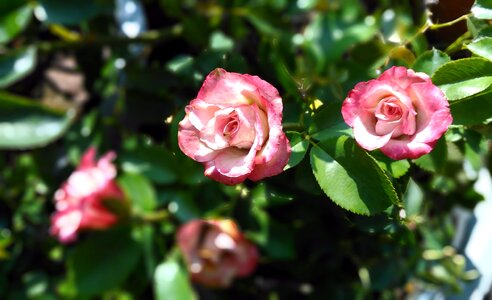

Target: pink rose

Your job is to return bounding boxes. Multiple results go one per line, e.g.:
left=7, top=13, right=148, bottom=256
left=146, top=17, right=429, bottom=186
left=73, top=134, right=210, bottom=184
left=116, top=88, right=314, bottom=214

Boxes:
left=342, top=66, right=452, bottom=160
left=178, top=68, right=291, bottom=185
left=50, top=148, right=125, bottom=243
left=177, top=219, right=258, bottom=288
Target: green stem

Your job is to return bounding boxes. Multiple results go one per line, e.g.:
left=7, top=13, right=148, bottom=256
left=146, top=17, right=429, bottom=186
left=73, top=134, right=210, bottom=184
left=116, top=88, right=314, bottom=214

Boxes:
left=283, top=122, right=305, bottom=132
left=135, top=209, right=171, bottom=223
left=429, top=14, right=471, bottom=30
left=36, top=24, right=183, bottom=53
left=444, top=31, right=472, bottom=55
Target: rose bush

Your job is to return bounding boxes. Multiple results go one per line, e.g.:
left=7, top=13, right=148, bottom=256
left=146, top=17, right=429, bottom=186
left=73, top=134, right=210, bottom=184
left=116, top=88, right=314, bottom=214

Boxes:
left=341, top=66, right=453, bottom=160
left=177, top=219, right=258, bottom=288
left=50, top=148, right=125, bottom=243
left=178, top=68, right=291, bottom=185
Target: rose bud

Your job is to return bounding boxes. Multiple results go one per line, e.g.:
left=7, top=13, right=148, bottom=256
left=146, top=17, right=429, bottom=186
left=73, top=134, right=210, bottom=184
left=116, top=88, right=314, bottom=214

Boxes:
left=50, top=148, right=125, bottom=243
left=178, top=68, right=291, bottom=185
left=177, top=219, right=258, bottom=288
left=342, top=66, right=452, bottom=160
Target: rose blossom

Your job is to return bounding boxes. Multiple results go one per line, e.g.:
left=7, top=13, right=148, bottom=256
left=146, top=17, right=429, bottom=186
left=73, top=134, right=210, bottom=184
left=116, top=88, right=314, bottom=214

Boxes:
left=177, top=219, right=258, bottom=288
left=50, top=148, right=125, bottom=243
left=178, top=68, right=291, bottom=185
left=341, top=66, right=452, bottom=160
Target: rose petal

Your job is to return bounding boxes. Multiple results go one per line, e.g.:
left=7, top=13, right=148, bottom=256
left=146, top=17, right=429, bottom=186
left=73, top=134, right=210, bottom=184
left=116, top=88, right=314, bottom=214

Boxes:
left=50, top=209, right=83, bottom=243
left=379, top=66, right=429, bottom=90
left=353, top=115, right=394, bottom=151
left=197, top=68, right=258, bottom=106
left=214, top=148, right=253, bottom=177
left=229, top=105, right=258, bottom=149
left=380, top=138, right=434, bottom=160
left=178, top=116, right=218, bottom=162
left=204, top=160, right=250, bottom=185
left=248, top=133, right=290, bottom=181
left=187, top=99, right=221, bottom=131
left=408, top=82, right=452, bottom=143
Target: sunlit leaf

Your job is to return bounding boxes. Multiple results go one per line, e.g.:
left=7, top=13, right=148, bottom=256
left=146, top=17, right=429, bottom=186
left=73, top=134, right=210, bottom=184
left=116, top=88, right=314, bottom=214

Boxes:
left=412, top=49, right=450, bottom=76
left=471, top=0, right=492, bottom=19
left=0, top=3, right=32, bottom=44
left=433, top=58, right=492, bottom=100
left=467, top=37, right=492, bottom=61
left=310, top=136, right=398, bottom=215
left=0, top=92, right=74, bottom=149
left=154, top=257, right=196, bottom=300
left=0, top=46, right=37, bottom=88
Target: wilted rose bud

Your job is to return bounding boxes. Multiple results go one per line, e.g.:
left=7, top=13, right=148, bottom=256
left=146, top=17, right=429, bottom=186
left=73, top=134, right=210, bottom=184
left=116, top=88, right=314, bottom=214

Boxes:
left=50, top=148, right=125, bottom=243
left=177, top=219, right=258, bottom=288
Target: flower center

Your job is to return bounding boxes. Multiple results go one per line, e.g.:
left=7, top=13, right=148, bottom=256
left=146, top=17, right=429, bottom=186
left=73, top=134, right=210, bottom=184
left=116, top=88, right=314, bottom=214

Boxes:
left=222, top=116, right=239, bottom=138
left=375, top=96, right=403, bottom=122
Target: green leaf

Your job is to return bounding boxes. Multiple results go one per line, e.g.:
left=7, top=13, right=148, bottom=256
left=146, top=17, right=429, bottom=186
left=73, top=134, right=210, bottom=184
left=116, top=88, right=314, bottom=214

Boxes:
left=463, top=129, right=485, bottom=171
left=310, top=136, right=398, bottom=215
left=247, top=207, right=296, bottom=260
left=412, top=49, right=450, bottom=76
left=371, top=151, right=410, bottom=179
left=38, top=0, right=111, bottom=25
left=251, top=182, right=294, bottom=207
left=120, top=145, right=178, bottom=184
left=0, top=3, right=32, bottom=44
left=472, top=0, right=492, bottom=19
left=0, top=46, right=37, bottom=88
left=413, top=137, right=447, bottom=173
left=308, top=101, right=352, bottom=141
left=209, top=31, right=234, bottom=52
left=450, top=90, right=492, bottom=125
left=118, top=174, right=157, bottom=213
left=467, top=37, right=492, bottom=61
left=161, top=191, right=200, bottom=222
left=303, top=11, right=377, bottom=68
left=284, top=132, right=309, bottom=170
left=0, top=92, right=74, bottom=149
left=403, top=178, right=424, bottom=218
left=68, top=229, right=141, bottom=297
left=432, top=58, right=492, bottom=101
left=154, top=257, right=196, bottom=300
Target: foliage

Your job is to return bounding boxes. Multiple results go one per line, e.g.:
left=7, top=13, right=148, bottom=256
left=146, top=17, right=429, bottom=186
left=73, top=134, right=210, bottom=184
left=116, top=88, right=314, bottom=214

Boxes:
left=0, top=0, right=490, bottom=299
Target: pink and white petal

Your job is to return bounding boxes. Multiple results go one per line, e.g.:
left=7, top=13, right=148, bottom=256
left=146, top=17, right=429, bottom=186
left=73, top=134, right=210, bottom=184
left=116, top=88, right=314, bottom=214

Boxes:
left=79, top=147, right=97, bottom=170
left=248, top=133, right=291, bottom=181
left=230, top=105, right=257, bottom=149
left=379, top=66, right=429, bottom=90
left=199, top=109, right=233, bottom=150
left=186, top=99, right=221, bottom=131
left=214, top=148, right=254, bottom=178
left=79, top=196, right=118, bottom=229
left=413, top=109, right=453, bottom=144
left=380, top=138, right=434, bottom=160
left=408, top=82, right=452, bottom=143
left=178, top=117, right=218, bottom=162
left=353, top=116, right=394, bottom=151
left=50, top=209, right=83, bottom=243
left=197, top=69, right=258, bottom=106
left=204, top=161, right=250, bottom=185
left=375, top=119, right=401, bottom=136
left=97, top=151, right=117, bottom=179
